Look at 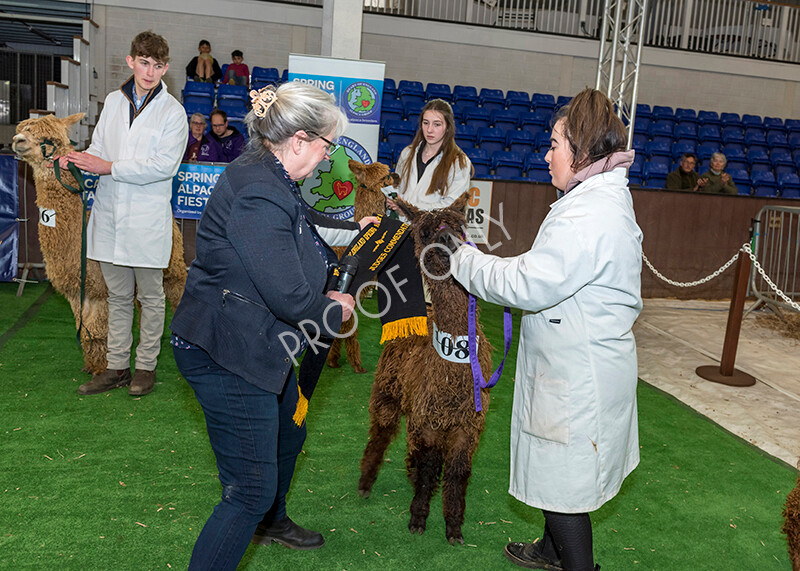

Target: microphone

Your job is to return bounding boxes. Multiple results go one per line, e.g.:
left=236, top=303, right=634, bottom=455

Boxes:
left=336, top=255, right=359, bottom=293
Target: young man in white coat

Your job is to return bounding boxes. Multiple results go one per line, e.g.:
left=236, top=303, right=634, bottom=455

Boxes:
left=61, top=30, right=188, bottom=397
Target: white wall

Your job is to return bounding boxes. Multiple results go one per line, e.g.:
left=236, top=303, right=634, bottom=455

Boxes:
left=86, top=0, right=800, bottom=119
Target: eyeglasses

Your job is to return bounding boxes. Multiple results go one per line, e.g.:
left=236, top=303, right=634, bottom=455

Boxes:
left=307, top=131, right=338, bottom=155
left=210, top=123, right=226, bottom=128
left=190, top=121, right=206, bottom=126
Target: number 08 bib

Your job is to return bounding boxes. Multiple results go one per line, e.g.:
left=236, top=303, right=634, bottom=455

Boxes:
left=432, top=322, right=476, bottom=364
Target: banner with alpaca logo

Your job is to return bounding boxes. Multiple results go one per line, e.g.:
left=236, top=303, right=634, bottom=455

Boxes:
left=288, top=54, right=384, bottom=222
left=0, top=155, right=18, bottom=281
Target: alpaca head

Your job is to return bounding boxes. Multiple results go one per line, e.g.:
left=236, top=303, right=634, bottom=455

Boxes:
left=395, top=193, right=469, bottom=283
left=348, top=159, right=394, bottom=218
left=12, top=113, right=83, bottom=168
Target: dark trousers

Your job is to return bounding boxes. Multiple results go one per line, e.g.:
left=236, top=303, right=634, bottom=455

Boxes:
left=174, top=345, right=306, bottom=571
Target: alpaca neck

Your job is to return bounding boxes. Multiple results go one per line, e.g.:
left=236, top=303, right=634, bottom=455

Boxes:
left=426, top=276, right=470, bottom=335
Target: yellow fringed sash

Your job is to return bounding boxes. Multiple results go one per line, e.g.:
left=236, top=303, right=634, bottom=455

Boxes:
left=380, top=316, right=428, bottom=344
left=293, top=386, right=309, bottom=427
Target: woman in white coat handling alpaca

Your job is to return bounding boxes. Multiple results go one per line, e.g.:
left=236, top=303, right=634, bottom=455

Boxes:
left=449, top=88, right=642, bottom=571
left=386, top=98, right=472, bottom=214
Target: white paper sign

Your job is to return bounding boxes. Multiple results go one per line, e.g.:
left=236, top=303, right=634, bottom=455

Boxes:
left=39, top=207, right=56, bottom=227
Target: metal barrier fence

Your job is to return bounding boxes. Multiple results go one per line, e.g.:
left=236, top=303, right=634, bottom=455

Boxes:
left=749, top=205, right=800, bottom=315
left=0, top=51, right=61, bottom=124
left=285, top=0, right=800, bottom=63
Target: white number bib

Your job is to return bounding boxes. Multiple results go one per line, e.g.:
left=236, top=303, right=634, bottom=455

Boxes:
left=432, top=322, right=475, bottom=364
left=39, top=207, right=56, bottom=227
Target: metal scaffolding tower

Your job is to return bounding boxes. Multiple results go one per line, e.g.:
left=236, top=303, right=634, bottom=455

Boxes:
left=595, top=0, right=648, bottom=148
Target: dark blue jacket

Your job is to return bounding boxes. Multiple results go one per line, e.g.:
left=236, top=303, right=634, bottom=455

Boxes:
left=170, top=152, right=344, bottom=393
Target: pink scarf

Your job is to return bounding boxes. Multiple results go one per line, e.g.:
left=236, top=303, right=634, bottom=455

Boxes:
left=564, top=149, right=635, bottom=193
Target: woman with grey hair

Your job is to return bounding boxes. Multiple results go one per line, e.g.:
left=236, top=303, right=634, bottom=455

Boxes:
left=184, top=112, right=224, bottom=163
left=697, top=151, right=737, bottom=194
left=171, top=82, right=376, bottom=570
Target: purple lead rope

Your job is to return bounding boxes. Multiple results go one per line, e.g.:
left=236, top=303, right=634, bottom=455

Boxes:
left=463, top=241, right=513, bottom=412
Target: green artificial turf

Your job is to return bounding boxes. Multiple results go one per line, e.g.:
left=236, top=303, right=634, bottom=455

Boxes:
left=0, top=282, right=795, bottom=570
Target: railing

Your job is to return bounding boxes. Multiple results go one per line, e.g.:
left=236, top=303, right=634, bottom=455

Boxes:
left=324, top=0, right=800, bottom=64
left=749, top=205, right=800, bottom=315
left=0, top=51, right=60, bottom=124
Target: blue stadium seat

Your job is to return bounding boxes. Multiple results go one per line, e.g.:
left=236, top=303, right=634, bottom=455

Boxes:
left=645, top=140, right=672, bottom=158
left=767, top=131, right=791, bottom=150
left=281, top=69, right=289, bottom=83
left=463, top=106, right=491, bottom=129
left=454, top=124, right=477, bottom=149
left=770, top=148, right=794, bottom=168
left=492, top=151, right=524, bottom=178
left=763, top=116, right=784, bottom=132
left=720, top=112, right=742, bottom=128
left=217, top=84, right=247, bottom=102
left=721, top=126, right=744, bottom=146
left=524, top=151, right=549, bottom=178
left=722, top=146, right=745, bottom=161
left=492, top=109, right=520, bottom=132
left=643, top=161, right=669, bottom=188
left=183, top=80, right=215, bottom=106
left=251, top=66, right=280, bottom=84
left=384, top=120, right=415, bottom=147
left=535, top=131, right=552, bottom=152
left=479, top=88, right=505, bottom=111
left=228, top=120, right=247, bottom=139
left=378, top=141, right=392, bottom=164
left=651, top=106, right=675, bottom=122
left=697, top=110, right=721, bottom=127
left=450, top=103, right=468, bottom=124
left=742, top=114, right=763, bottom=129
left=649, top=120, right=674, bottom=143
left=453, top=85, right=478, bottom=106
left=752, top=170, right=778, bottom=197
left=380, top=99, right=404, bottom=127
left=184, top=100, right=213, bottom=120
left=465, top=148, right=491, bottom=177
left=506, top=91, right=532, bottom=114
left=392, top=143, right=407, bottom=165
left=674, top=123, right=697, bottom=144
left=744, top=129, right=766, bottom=149
left=555, top=95, right=572, bottom=109
left=777, top=172, right=800, bottom=196
left=398, top=80, right=425, bottom=105
left=218, top=99, right=247, bottom=120
left=786, top=119, right=800, bottom=134
left=698, top=125, right=722, bottom=145
left=747, top=148, right=771, bottom=168
left=425, top=82, right=452, bottom=101
left=518, top=112, right=547, bottom=137
left=532, top=93, right=556, bottom=114
left=632, top=134, right=648, bottom=154
left=635, top=103, right=652, bottom=120
left=671, top=142, right=696, bottom=160
left=403, top=100, right=425, bottom=123
left=383, top=78, right=397, bottom=98
left=790, top=133, right=800, bottom=151
left=476, top=127, right=506, bottom=154
left=632, top=117, right=650, bottom=136
left=696, top=143, right=718, bottom=160
left=629, top=154, right=645, bottom=176
left=675, top=108, right=697, bottom=124
left=507, top=130, right=536, bottom=155
left=729, top=168, right=750, bottom=194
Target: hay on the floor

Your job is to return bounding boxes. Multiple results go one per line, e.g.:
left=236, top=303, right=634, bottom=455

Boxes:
left=755, top=312, right=800, bottom=341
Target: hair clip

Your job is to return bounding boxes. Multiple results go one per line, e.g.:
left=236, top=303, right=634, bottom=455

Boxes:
left=250, top=87, right=278, bottom=118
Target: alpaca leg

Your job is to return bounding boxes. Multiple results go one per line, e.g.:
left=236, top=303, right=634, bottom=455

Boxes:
left=407, top=427, right=442, bottom=535
left=163, top=222, right=187, bottom=310
left=358, top=376, right=402, bottom=497
left=441, top=430, right=478, bottom=545
left=784, top=476, right=800, bottom=570
left=79, top=298, right=109, bottom=375
left=326, top=336, right=343, bottom=368
left=344, top=325, right=366, bottom=374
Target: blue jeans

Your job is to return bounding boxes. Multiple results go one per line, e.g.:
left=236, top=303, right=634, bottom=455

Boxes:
left=174, top=344, right=307, bottom=571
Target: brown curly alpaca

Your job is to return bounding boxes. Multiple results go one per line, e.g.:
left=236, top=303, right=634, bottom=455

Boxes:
left=12, top=113, right=187, bottom=374
left=326, top=159, right=396, bottom=373
left=785, top=470, right=800, bottom=570
left=358, top=194, right=494, bottom=545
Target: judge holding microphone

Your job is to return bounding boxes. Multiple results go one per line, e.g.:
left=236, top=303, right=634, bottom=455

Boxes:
left=448, top=88, right=642, bottom=571
left=170, top=83, right=376, bottom=570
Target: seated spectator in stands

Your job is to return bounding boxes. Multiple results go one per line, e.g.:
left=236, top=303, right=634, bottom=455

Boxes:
left=184, top=113, right=224, bottom=163
left=225, top=49, right=249, bottom=87
left=697, top=152, right=737, bottom=194
left=209, top=109, right=245, bottom=162
left=186, top=40, right=221, bottom=83
left=665, top=153, right=701, bottom=191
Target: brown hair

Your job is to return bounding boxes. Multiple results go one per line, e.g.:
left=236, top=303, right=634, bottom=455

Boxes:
left=553, top=88, right=626, bottom=172
left=401, top=99, right=471, bottom=196
left=129, top=31, right=170, bottom=64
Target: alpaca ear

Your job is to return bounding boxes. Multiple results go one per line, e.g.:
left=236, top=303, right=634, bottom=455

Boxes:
left=394, top=197, right=420, bottom=221
left=449, top=192, right=470, bottom=214
left=62, top=113, right=85, bottom=127
left=389, top=172, right=400, bottom=188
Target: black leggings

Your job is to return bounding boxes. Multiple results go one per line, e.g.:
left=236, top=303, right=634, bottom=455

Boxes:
left=539, top=510, right=594, bottom=571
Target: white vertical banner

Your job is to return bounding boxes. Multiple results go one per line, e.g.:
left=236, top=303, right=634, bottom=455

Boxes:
left=288, top=54, right=385, bottom=221
left=465, top=180, right=493, bottom=245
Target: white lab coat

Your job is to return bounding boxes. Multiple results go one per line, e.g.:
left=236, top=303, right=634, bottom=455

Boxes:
left=393, top=146, right=472, bottom=210
left=451, top=168, right=642, bottom=513
left=86, top=81, right=188, bottom=268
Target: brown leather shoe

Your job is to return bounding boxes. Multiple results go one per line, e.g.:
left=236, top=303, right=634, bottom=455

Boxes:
left=129, top=369, right=155, bottom=396
left=78, top=368, right=132, bottom=395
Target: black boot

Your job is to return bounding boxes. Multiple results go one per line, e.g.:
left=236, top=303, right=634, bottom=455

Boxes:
left=77, top=368, right=132, bottom=395
left=504, top=540, right=563, bottom=570
left=251, top=518, right=324, bottom=550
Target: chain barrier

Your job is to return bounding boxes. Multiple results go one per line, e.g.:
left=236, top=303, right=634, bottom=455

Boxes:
left=643, top=243, right=800, bottom=313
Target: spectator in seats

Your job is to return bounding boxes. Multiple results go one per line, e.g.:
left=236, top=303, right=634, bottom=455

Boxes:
left=697, top=152, right=737, bottom=194
left=448, top=88, right=641, bottom=571
left=186, top=39, right=221, bottom=83
left=171, top=82, right=378, bottom=570
left=184, top=113, right=224, bottom=163
left=209, top=109, right=245, bottom=162
left=58, top=30, right=187, bottom=397
left=665, top=153, right=701, bottom=191
left=225, top=49, right=249, bottom=87
left=385, top=98, right=472, bottom=215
